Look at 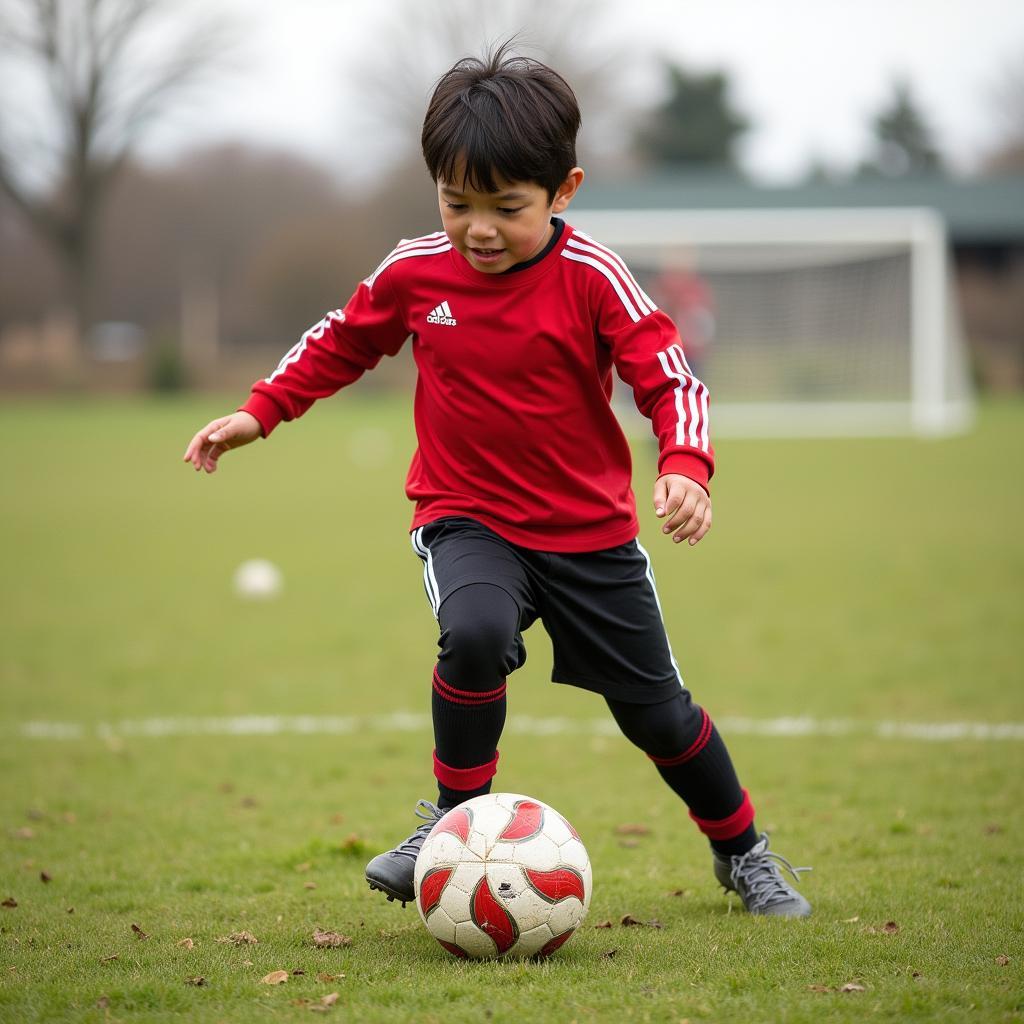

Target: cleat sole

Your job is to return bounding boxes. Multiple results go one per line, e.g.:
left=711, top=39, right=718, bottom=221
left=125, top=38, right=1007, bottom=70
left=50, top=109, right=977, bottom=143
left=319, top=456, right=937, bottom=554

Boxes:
left=366, top=878, right=411, bottom=908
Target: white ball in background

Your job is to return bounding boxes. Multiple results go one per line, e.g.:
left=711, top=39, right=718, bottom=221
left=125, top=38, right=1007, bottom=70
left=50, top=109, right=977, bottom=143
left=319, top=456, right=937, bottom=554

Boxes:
left=233, top=559, right=283, bottom=600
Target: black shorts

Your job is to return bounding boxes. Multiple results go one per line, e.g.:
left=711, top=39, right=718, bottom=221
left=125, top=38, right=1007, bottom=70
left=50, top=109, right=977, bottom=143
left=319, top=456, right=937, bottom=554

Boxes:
left=410, top=516, right=685, bottom=704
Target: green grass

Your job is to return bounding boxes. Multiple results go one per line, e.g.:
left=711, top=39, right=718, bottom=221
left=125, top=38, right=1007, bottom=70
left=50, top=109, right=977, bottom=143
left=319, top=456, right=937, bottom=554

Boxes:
left=1, top=396, right=1022, bottom=1023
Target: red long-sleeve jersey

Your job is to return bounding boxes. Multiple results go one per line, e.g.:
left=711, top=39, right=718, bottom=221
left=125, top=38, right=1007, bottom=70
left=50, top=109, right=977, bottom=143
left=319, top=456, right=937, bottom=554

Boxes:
left=241, top=222, right=713, bottom=553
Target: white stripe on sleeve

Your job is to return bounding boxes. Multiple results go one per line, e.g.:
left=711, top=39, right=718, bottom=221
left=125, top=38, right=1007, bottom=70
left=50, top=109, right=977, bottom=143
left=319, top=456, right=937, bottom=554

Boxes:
left=265, top=309, right=346, bottom=383
left=657, top=343, right=710, bottom=452
left=565, top=236, right=657, bottom=316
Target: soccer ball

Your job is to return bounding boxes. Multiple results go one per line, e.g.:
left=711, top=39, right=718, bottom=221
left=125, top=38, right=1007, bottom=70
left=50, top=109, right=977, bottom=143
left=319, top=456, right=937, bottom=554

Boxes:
left=413, top=792, right=592, bottom=959
left=232, top=559, right=282, bottom=599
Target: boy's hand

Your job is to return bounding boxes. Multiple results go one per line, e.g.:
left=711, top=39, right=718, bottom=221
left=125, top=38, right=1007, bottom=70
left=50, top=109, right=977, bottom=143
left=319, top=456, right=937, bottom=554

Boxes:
left=653, top=474, right=712, bottom=546
left=183, top=411, right=262, bottom=474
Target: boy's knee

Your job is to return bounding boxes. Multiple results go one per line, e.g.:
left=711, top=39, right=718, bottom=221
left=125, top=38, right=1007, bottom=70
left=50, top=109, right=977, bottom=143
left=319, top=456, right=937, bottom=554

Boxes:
left=437, top=584, right=522, bottom=685
left=608, top=692, right=705, bottom=759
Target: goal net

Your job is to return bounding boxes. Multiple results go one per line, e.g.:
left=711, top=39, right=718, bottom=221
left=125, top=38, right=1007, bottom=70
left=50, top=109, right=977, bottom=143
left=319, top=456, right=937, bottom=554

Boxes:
left=572, top=207, right=973, bottom=438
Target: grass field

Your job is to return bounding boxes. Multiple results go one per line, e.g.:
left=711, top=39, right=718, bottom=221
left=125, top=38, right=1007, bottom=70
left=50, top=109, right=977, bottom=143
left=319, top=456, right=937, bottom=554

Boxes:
left=1, top=395, right=1022, bottom=1023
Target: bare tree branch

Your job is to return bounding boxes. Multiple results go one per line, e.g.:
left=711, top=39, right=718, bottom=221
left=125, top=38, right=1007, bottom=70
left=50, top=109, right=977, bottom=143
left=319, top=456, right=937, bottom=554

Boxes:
left=0, top=0, right=235, bottom=338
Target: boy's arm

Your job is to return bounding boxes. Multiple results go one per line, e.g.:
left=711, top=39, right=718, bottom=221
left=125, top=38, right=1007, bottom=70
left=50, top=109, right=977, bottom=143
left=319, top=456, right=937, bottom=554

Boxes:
left=243, top=270, right=408, bottom=437
left=600, top=296, right=714, bottom=546
left=181, top=260, right=408, bottom=472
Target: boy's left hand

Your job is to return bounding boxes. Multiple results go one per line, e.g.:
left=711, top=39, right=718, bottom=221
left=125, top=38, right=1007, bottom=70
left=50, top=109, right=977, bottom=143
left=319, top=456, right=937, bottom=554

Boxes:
left=653, top=474, right=712, bottom=546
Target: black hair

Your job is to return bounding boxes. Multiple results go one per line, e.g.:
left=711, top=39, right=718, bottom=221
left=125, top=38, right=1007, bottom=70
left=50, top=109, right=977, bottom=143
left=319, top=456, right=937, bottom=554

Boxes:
left=421, top=41, right=581, bottom=201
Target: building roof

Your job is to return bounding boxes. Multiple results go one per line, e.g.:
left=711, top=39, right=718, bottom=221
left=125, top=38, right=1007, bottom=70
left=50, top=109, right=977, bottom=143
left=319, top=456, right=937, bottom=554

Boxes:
left=573, top=173, right=1024, bottom=244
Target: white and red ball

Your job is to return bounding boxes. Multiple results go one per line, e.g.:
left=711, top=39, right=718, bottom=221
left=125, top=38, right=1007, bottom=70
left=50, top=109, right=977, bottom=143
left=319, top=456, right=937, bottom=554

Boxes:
left=413, top=792, right=592, bottom=960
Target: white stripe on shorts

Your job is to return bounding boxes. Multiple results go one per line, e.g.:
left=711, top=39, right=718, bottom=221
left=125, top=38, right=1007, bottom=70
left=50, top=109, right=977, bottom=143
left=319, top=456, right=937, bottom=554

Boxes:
left=410, top=527, right=441, bottom=619
left=635, top=540, right=684, bottom=689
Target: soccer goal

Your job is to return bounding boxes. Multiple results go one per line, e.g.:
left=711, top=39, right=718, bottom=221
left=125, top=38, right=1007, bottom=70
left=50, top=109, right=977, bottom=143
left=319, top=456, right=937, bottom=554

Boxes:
left=572, top=207, right=973, bottom=438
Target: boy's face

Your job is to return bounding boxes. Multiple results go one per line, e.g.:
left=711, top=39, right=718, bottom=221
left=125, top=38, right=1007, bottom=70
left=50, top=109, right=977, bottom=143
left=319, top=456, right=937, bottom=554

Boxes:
left=437, top=164, right=583, bottom=274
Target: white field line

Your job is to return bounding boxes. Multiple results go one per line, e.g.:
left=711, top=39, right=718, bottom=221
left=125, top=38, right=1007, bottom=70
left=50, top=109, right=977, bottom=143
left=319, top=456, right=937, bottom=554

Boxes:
left=13, top=714, right=1024, bottom=742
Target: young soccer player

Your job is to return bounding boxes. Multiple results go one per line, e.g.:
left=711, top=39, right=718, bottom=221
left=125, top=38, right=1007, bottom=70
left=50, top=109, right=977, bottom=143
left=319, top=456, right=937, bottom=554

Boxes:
left=183, top=44, right=811, bottom=917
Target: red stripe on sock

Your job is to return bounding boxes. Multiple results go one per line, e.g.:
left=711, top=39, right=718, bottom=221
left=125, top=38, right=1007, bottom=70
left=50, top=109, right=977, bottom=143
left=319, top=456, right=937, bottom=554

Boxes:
left=432, top=668, right=507, bottom=706
left=689, top=789, right=755, bottom=840
left=433, top=750, right=500, bottom=791
left=647, top=708, right=712, bottom=767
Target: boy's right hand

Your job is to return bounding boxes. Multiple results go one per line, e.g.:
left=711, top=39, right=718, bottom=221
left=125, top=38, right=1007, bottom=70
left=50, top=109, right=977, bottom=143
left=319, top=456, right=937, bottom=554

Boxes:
left=183, top=411, right=262, bottom=473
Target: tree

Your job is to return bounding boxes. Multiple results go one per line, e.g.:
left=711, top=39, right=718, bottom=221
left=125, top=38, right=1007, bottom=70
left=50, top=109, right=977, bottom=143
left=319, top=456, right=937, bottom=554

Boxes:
left=0, top=0, right=231, bottom=345
left=635, top=62, right=749, bottom=170
left=859, top=79, right=944, bottom=178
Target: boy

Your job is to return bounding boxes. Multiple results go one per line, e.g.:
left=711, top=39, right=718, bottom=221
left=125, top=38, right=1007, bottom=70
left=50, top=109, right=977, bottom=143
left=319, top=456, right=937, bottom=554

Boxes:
left=183, top=45, right=811, bottom=917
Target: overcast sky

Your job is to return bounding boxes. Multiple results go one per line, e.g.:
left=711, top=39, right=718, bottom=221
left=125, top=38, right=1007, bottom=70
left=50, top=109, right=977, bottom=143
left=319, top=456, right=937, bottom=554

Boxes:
left=141, top=0, right=1024, bottom=183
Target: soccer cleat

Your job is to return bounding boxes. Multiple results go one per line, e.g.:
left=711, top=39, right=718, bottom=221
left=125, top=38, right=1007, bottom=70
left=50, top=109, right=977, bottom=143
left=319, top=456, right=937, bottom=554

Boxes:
left=365, top=799, right=445, bottom=907
left=713, top=833, right=812, bottom=917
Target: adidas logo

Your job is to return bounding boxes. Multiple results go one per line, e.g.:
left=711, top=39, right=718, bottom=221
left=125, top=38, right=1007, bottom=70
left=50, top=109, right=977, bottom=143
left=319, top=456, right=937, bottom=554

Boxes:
left=426, top=300, right=457, bottom=326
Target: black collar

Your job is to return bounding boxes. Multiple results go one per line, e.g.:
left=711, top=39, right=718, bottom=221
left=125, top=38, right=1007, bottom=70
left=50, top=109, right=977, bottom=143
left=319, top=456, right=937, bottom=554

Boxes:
left=501, top=218, right=565, bottom=275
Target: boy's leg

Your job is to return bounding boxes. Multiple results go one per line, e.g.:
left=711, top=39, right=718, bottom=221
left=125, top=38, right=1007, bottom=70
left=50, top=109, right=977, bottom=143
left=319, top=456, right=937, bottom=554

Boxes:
left=366, top=519, right=533, bottom=906
left=606, top=693, right=810, bottom=917
left=534, top=538, right=810, bottom=917
left=431, top=583, right=522, bottom=808
left=605, top=693, right=757, bottom=853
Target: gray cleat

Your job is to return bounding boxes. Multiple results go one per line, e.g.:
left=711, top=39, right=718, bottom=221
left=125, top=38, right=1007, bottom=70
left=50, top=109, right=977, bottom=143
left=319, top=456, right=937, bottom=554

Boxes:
left=713, top=833, right=812, bottom=917
left=365, top=799, right=444, bottom=907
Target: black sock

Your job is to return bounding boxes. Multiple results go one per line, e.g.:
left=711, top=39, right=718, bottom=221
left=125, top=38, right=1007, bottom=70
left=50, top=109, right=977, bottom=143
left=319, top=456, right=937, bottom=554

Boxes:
left=431, top=584, right=521, bottom=808
left=606, top=693, right=759, bottom=856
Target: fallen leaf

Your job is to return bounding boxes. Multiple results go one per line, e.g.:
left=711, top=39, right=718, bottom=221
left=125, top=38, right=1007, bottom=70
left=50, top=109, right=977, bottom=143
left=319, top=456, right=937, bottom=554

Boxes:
left=239, top=796, right=259, bottom=808
left=185, top=976, right=206, bottom=987
left=39, top=872, right=52, bottom=884
left=218, top=930, right=258, bottom=946
left=647, top=919, right=664, bottom=929
left=304, top=881, right=318, bottom=890
left=338, top=834, right=366, bottom=855
left=912, top=971, right=922, bottom=979
left=262, top=970, right=289, bottom=985
left=669, top=889, right=688, bottom=897
left=881, top=921, right=900, bottom=934
left=807, top=984, right=832, bottom=993
left=620, top=915, right=643, bottom=927
left=593, top=920, right=613, bottom=929
left=312, top=929, right=351, bottom=948
left=176, top=938, right=195, bottom=950
left=321, top=993, right=340, bottom=1007
left=599, top=949, right=618, bottom=960
left=995, top=955, right=1011, bottom=966
left=292, top=968, right=306, bottom=976
left=26, top=809, right=46, bottom=821
left=100, top=954, right=118, bottom=962
left=840, top=982, right=866, bottom=993
left=131, top=923, right=149, bottom=940
left=1, top=898, right=16, bottom=909
left=316, top=972, right=345, bottom=982
left=96, top=996, right=110, bottom=1008
left=983, top=823, right=1002, bottom=835
left=66, top=907, right=74, bottom=914
left=614, top=824, right=651, bottom=836
left=295, top=862, right=312, bottom=873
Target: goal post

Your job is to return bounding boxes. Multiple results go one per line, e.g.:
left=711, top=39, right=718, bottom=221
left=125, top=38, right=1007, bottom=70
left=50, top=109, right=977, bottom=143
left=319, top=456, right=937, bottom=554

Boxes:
left=572, top=207, right=974, bottom=438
